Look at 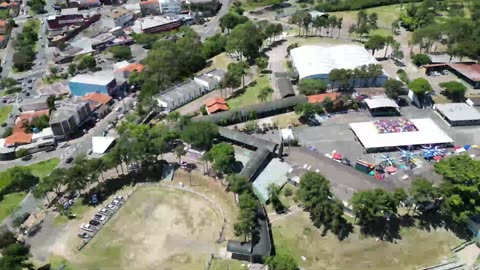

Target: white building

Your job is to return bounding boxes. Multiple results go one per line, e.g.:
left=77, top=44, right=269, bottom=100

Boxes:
left=106, top=7, right=135, bottom=27
left=290, top=44, right=388, bottom=87
left=159, top=0, right=181, bottom=14
left=193, top=68, right=226, bottom=91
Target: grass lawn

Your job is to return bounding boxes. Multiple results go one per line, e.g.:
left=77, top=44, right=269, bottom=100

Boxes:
left=48, top=255, right=74, bottom=270
left=272, top=211, right=461, bottom=270
left=53, top=203, right=90, bottom=226
left=28, top=158, right=60, bottom=179
left=227, top=75, right=270, bottom=109
left=0, top=105, right=12, bottom=124
left=271, top=113, right=302, bottom=129
left=199, top=53, right=234, bottom=75
left=332, top=4, right=404, bottom=30
left=73, top=186, right=223, bottom=269
left=0, top=192, right=26, bottom=222
left=210, top=258, right=247, bottom=270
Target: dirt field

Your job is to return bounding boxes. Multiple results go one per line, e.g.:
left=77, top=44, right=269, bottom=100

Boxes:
left=69, top=186, right=223, bottom=269
left=272, top=211, right=461, bottom=270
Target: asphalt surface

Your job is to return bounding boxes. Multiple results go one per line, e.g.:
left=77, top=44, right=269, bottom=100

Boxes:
left=195, top=0, right=233, bottom=40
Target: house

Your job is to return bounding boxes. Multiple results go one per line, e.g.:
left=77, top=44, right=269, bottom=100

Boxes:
left=306, top=92, right=340, bottom=104
left=49, top=99, right=92, bottom=139
left=205, top=97, right=228, bottom=114
left=83, top=92, right=113, bottom=106
left=193, top=68, right=226, bottom=91
left=18, top=96, right=49, bottom=112
left=114, top=62, right=144, bottom=78
left=132, top=15, right=183, bottom=34
left=159, top=0, right=181, bottom=14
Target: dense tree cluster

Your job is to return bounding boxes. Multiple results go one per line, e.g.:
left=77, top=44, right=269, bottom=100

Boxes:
left=202, top=34, right=227, bottom=59
left=408, top=0, right=480, bottom=62
left=439, top=81, right=466, bottom=102
left=75, top=55, right=96, bottom=71
left=265, top=254, right=299, bottom=270
left=0, top=167, right=39, bottom=201
left=349, top=10, right=378, bottom=38
left=297, top=172, right=348, bottom=237
left=290, top=11, right=343, bottom=38
left=411, top=53, right=432, bottom=67
left=298, top=79, right=328, bottom=95
left=109, top=45, right=132, bottom=60
left=219, top=12, right=248, bottom=33
left=204, top=143, right=236, bottom=174
left=0, top=239, right=32, bottom=270
left=384, top=79, right=405, bottom=100
left=315, top=0, right=421, bottom=12
left=408, top=78, right=432, bottom=97
left=327, top=63, right=383, bottom=89
left=13, top=19, right=39, bottom=72
left=181, top=121, right=219, bottom=150
left=27, top=0, right=46, bottom=14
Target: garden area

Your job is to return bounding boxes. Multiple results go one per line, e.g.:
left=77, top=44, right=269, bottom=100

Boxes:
left=0, top=158, right=59, bottom=222
left=0, top=105, right=12, bottom=124
left=227, top=75, right=270, bottom=109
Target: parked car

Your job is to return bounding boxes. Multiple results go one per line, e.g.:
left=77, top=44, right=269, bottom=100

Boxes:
left=115, top=195, right=124, bottom=201
left=111, top=199, right=122, bottom=206
left=1, top=122, right=7, bottom=127
left=77, top=232, right=91, bottom=239
left=60, top=142, right=70, bottom=148
left=89, top=220, right=101, bottom=227
left=81, top=223, right=94, bottom=232
left=93, top=214, right=107, bottom=222
left=106, top=204, right=117, bottom=211
left=117, top=114, right=124, bottom=120
left=98, top=208, right=111, bottom=216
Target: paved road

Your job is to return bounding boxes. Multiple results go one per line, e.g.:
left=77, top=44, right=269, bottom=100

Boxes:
left=195, top=0, right=233, bottom=40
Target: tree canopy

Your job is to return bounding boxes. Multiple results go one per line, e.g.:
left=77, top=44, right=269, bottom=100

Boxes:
left=408, top=78, right=432, bottom=96
left=181, top=121, right=219, bottom=150
left=439, top=81, right=466, bottom=102
left=351, top=188, right=398, bottom=227
left=434, top=155, right=480, bottom=223
left=384, top=79, right=404, bottom=99
left=226, top=21, right=265, bottom=61
left=205, top=143, right=236, bottom=174
left=364, top=35, right=385, bottom=56
left=109, top=45, right=132, bottom=60
left=265, top=254, right=299, bottom=270
left=298, top=79, right=328, bottom=95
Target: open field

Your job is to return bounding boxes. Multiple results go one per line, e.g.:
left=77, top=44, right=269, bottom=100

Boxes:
left=72, top=185, right=223, bottom=269
left=272, top=211, right=461, bottom=270
left=199, top=53, right=233, bottom=75
left=332, top=4, right=404, bottom=31
left=227, top=75, right=270, bottom=109
left=0, top=105, right=12, bottom=125
left=29, top=158, right=60, bottom=179
left=0, top=192, right=26, bottom=221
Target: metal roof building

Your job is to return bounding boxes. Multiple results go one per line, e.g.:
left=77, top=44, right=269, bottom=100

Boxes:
left=275, top=77, right=295, bottom=98
left=435, top=103, right=480, bottom=126
left=218, top=127, right=277, bottom=152
left=364, top=96, right=400, bottom=116
left=194, top=95, right=307, bottom=125
left=239, top=147, right=271, bottom=182
left=290, top=44, right=387, bottom=87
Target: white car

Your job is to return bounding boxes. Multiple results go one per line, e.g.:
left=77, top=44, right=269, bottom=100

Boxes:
left=98, top=208, right=111, bottom=216
left=115, top=195, right=124, bottom=201
left=93, top=214, right=107, bottom=222
left=106, top=204, right=117, bottom=211
left=81, top=223, right=95, bottom=232
left=112, top=199, right=122, bottom=206
left=117, top=114, right=124, bottom=120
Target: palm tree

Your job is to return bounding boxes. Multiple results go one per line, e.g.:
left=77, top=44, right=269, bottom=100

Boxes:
left=257, top=89, right=269, bottom=102
left=174, top=145, right=187, bottom=164
left=367, top=64, right=383, bottom=87
left=262, top=86, right=274, bottom=100
left=384, top=36, right=395, bottom=59
left=337, top=17, right=343, bottom=38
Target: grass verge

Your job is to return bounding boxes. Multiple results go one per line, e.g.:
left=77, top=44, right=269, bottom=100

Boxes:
left=210, top=258, right=247, bottom=270
left=0, top=105, right=12, bottom=124
left=0, top=192, right=26, bottom=221
left=227, top=75, right=270, bottom=109
left=0, top=158, right=59, bottom=190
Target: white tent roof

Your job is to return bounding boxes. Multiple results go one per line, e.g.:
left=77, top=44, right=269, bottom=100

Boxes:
left=364, top=97, right=399, bottom=109
left=92, top=136, right=116, bottom=154
left=290, top=44, right=380, bottom=79
left=350, top=118, right=453, bottom=150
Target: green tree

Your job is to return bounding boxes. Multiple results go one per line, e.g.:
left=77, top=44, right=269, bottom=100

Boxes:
left=0, top=243, right=32, bottom=270
left=350, top=189, right=398, bottom=228
left=76, top=55, right=96, bottom=70
left=411, top=54, right=432, bottom=66
left=408, top=78, right=432, bottom=97
left=219, top=12, right=248, bottom=33
left=0, top=78, right=17, bottom=89
left=174, top=145, right=187, bottom=164
left=68, top=63, right=77, bottom=76
left=265, top=254, right=299, bottom=270
left=383, top=36, right=394, bottom=58
left=227, top=61, right=249, bottom=89
left=202, top=34, right=227, bottom=59
left=47, top=95, right=56, bottom=113
left=226, top=21, right=265, bottom=61
left=322, top=97, right=334, bottom=112
left=255, top=57, right=268, bottom=71
left=0, top=227, right=16, bottom=250
left=295, top=103, right=318, bottom=120
left=365, top=35, right=386, bottom=56
left=128, top=70, right=144, bottom=89
left=408, top=178, right=438, bottom=214
left=384, top=79, right=404, bottom=99
left=298, top=79, right=328, bottom=95
left=206, top=143, right=236, bottom=174
left=439, top=81, right=467, bottom=102
left=109, top=45, right=132, bottom=60
left=257, top=86, right=274, bottom=102
left=234, top=192, right=257, bottom=241
left=181, top=121, right=219, bottom=150
left=227, top=174, right=251, bottom=194
left=15, top=148, right=29, bottom=159
left=434, top=155, right=480, bottom=223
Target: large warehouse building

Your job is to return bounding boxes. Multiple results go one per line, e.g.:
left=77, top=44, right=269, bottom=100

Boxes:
left=350, top=118, right=453, bottom=152
left=290, top=44, right=387, bottom=87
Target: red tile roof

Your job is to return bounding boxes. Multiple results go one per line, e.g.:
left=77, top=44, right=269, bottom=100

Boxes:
left=0, top=2, right=8, bottom=7
left=118, top=63, right=144, bottom=73
left=307, top=93, right=340, bottom=104
left=207, top=103, right=229, bottom=114
left=0, top=20, right=7, bottom=27
left=205, top=97, right=226, bottom=108
left=83, top=92, right=112, bottom=105
left=5, top=132, right=32, bottom=146
left=19, top=109, right=49, bottom=121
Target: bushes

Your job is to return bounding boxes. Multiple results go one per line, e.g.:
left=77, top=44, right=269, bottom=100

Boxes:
left=200, top=105, right=208, bottom=115
left=439, top=81, right=466, bottom=102
left=397, top=69, right=409, bottom=83
left=315, top=0, right=422, bottom=12
left=411, top=54, right=432, bottom=67
left=298, top=79, right=328, bottom=95
left=109, top=46, right=132, bottom=61
left=12, top=19, right=39, bottom=72
left=15, top=149, right=29, bottom=160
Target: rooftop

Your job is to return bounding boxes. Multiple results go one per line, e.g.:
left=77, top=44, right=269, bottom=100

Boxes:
left=435, top=103, right=480, bottom=122
left=205, top=97, right=226, bottom=107
left=50, top=99, right=89, bottom=123
left=364, top=96, right=399, bottom=109
left=449, top=63, right=480, bottom=81
left=139, top=0, right=158, bottom=5
left=154, top=79, right=203, bottom=104
left=207, top=103, right=229, bottom=114
left=117, top=63, right=145, bottom=73
left=70, top=74, right=115, bottom=86
left=61, top=8, right=78, bottom=16
left=5, top=132, right=32, bottom=146
left=108, top=7, right=132, bottom=19
left=290, top=44, right=381, bottom=79
left=253, top=158, right=291, bottom=203
left=275, top=77, right=295, bottom=98
left=307, top=92, right=340, bottom=104
left=350, top=118, right=454, bottom=150
left=83, top=92, right=112, bottom=105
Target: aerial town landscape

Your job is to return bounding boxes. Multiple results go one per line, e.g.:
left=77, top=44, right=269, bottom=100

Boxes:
left=0, top=0, right=479, bottom=269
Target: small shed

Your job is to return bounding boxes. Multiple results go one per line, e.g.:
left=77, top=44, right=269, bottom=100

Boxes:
left=364, top=96, right=400, bottom=116
left=275, top=77, right=295, bottom=98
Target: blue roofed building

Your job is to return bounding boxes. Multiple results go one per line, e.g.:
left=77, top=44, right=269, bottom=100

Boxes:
left=68, top=74, right=117, bottom=96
